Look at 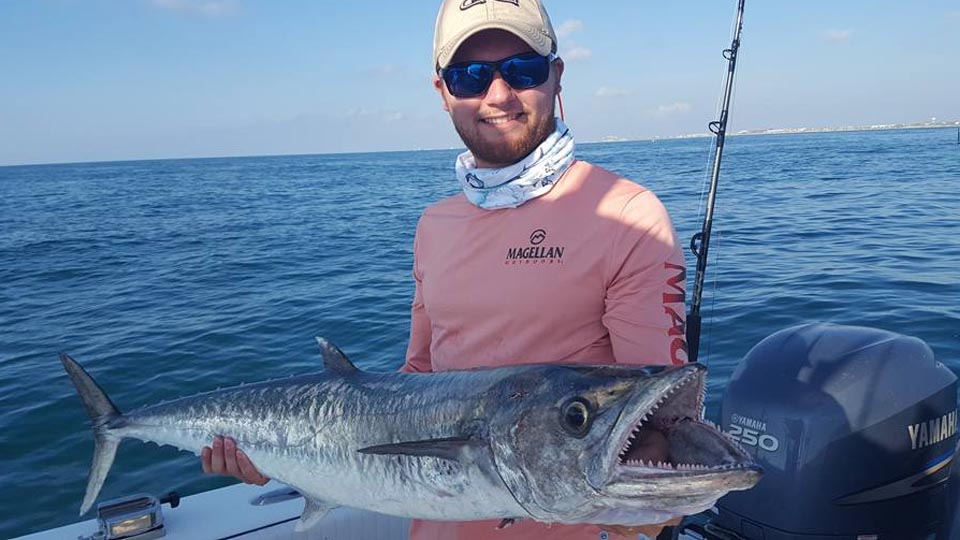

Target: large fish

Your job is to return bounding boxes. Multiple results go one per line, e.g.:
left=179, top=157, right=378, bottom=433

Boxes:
left=61, top=338, right=761, bottom=529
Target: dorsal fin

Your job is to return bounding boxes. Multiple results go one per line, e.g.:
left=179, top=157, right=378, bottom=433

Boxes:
left=315, top=337, right=359, bottom=374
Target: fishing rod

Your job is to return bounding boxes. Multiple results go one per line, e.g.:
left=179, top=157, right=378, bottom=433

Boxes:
left=686, top=0, right=746, bottom=364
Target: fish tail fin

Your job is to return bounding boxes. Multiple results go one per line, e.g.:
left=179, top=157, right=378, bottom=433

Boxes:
left=60, top=352, right=123, bottom=515
left=83, top=435, right=121, bottom=515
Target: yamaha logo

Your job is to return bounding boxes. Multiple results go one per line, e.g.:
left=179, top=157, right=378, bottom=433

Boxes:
left=908, top=410, right=958, bottom=450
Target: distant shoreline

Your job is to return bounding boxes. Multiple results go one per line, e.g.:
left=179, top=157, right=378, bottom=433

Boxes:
left=598, top=120, right=960, bottom=143
left=4, top=122, right=959, bottom=168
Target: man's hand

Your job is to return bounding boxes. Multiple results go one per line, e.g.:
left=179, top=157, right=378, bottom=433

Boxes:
left=201, top=436, right=270, bottom=486
left=604, top=517, right=682, bottom=539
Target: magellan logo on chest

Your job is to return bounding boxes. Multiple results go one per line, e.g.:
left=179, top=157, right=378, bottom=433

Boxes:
left=505, top=229, right=565, bottom=265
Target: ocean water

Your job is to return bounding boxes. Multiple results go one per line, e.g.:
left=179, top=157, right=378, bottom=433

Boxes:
left=1, top=128, right=958, bottom=537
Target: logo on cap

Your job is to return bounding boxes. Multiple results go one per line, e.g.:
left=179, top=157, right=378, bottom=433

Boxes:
left=460, top=0, right=520, bottom=10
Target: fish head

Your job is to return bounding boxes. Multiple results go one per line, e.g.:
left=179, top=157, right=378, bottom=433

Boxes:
left=485, top=363, right=762, bottom=525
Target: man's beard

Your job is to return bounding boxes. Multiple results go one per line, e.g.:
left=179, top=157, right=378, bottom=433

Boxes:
left=455, top=113, right=557, bottom=168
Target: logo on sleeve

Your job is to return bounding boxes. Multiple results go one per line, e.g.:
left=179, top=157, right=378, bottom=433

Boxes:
left=663, top=262, right=688, bottom=365
left=505, top=229, right=565, bottom=265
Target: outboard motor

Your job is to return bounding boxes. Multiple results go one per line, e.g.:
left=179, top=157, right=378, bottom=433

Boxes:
left=710, top=323, right=957, bottom=540
left=941, top=449, right=960, bottom=539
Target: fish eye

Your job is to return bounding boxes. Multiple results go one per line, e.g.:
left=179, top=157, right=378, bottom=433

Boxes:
left=560, top=397, right=593, bottom=438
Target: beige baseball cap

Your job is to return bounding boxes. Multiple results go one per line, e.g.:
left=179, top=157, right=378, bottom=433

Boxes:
left=433, top=0, right=558, bottom=71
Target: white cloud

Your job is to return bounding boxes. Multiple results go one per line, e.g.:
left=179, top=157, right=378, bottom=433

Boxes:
left=345, top=108, right=405, bottom=124
left=556, top=20, right=589, bottom=61
left=823, top=29, right=853, bottom=44
left=595, top=86, right=632, bottom=98
left=383, top=111, right=405, bottom=123
left=564, top=44, right=593, bottom=61
left=150, top=0, right=238, bottom=17
left=556, top=19, right=584, bottom=38
left=362, top=65, right=402, bottom=79
left=655, top=102, right=693, bottom=116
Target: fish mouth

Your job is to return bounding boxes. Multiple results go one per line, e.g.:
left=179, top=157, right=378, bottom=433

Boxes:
left=602, top=365, right=761, bottom=495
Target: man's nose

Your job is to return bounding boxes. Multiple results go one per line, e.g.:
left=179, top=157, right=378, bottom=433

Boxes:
left=483, top=72, right=515, bottom=104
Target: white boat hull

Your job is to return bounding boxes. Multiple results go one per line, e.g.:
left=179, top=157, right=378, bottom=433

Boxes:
left=14, top=482, right=411, bottom=540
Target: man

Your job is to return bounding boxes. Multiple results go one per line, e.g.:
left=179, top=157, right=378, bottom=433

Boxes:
left=204, top=0, right=688, bottom=538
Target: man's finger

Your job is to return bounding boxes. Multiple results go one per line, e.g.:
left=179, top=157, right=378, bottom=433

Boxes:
left=237, top=450, right=269, bottom=486
left=201, top=446, right=212, bottom=474
left=223, top=437, right=242, bottom=478
left=210, top=436, right=225, bottom=474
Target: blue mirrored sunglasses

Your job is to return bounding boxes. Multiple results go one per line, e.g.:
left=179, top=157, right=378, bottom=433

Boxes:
left=440, top=52, right=556, bottom=98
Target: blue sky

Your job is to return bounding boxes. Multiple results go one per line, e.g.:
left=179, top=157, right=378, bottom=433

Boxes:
left=1, top=0, right=957, bottom=165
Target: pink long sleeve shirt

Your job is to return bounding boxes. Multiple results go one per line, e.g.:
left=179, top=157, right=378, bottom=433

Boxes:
left=402, top=159, right=688, bottom=539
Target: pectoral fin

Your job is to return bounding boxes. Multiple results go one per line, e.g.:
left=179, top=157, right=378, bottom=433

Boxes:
left=294, top=497, right=336, bottom=532
left=358, top=436, right=480, bottom=462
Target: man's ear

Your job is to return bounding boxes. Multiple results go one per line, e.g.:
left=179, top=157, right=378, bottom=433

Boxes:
left=553, top=57, right=565, bottom=95
left=433, top=74, right=451, bottom=112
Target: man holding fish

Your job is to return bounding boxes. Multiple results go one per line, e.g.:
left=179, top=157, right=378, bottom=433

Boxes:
left=204, top=0, right=690, bottom=538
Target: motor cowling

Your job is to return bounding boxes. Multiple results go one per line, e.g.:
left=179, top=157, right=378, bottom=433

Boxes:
left=714, top=323, right=957, bottom=540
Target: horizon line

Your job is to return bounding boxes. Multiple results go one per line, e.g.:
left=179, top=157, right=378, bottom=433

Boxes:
left=2, top=121, right=958, bottom=169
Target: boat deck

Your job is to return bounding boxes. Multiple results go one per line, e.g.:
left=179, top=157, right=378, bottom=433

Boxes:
left=16, top=483, right=714, bottom=539
left=14, top=482, right=411, bottom=540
